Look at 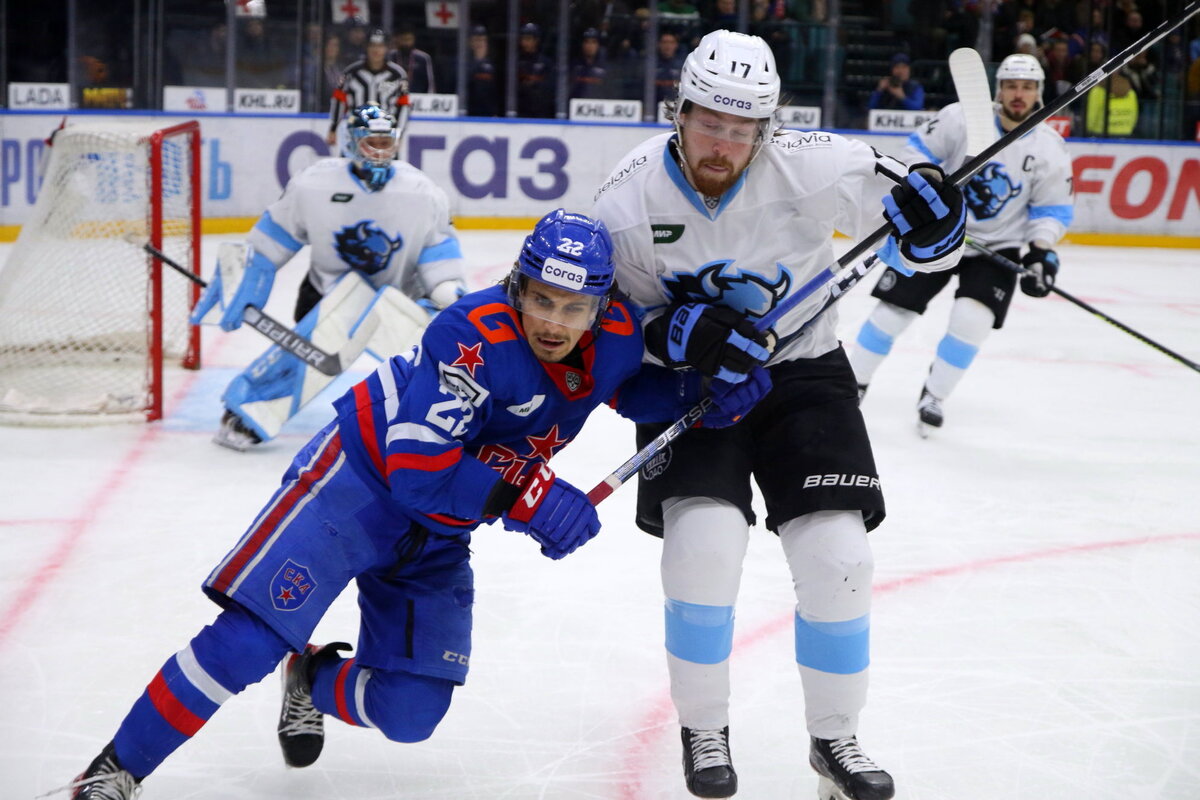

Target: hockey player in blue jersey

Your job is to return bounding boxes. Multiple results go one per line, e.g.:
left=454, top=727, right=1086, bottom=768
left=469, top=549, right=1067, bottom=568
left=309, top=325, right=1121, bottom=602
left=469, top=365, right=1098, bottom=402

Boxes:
left=191, top=103, right=467, bottom=451
left=65, top=209, right=770, bottom=800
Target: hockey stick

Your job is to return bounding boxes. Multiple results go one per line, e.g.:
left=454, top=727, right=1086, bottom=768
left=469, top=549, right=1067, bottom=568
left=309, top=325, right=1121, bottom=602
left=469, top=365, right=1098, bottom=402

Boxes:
left=966, top=237, right=1200, bottom=374
left=131, top=236, right=368, bottom=377
left=586, top=1, right=1200, bottom=503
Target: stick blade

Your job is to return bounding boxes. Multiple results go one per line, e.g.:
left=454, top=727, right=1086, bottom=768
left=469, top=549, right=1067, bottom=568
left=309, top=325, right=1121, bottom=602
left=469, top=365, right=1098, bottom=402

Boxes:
left=949, top=47, right=996, bottom=159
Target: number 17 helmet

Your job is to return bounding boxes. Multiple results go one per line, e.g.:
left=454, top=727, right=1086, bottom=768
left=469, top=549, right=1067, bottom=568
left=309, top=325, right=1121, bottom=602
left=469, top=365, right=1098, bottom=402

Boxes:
left=507, top=209, right=616, bottom=332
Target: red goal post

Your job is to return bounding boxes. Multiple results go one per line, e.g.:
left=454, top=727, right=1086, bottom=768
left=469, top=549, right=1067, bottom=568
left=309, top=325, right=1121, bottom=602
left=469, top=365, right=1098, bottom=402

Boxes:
left=0, top=119, right=202, bottom=424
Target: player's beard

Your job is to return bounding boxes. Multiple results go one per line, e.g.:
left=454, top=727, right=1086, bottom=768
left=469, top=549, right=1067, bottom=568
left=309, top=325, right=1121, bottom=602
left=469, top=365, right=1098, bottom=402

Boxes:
left=689, top=155, right=743, bottom=198
left=1002, top=101, right=1033, bottom=124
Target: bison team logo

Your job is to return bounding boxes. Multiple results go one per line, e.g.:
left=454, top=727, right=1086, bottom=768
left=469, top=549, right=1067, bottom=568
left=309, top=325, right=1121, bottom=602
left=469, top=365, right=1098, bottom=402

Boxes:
left=271, top=559, right=318, bottom=611
left=334, top=220, right=403, bottom=275
left=964, top=163, right=1022, bottom=220
left=661, top=260, right=791, bottom=320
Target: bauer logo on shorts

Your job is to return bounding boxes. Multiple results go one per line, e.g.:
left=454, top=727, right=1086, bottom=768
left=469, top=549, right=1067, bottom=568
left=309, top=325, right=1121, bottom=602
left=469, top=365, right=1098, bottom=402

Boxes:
left=271, top=560, right=317, bottom=611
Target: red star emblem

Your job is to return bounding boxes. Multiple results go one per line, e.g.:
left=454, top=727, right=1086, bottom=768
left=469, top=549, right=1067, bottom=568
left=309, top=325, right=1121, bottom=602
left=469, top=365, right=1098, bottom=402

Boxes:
left=277, top=588, right=295, bottom=603
left=524, top=425, right=570, bottom=462
left=450, top=341, right=485, bottom=377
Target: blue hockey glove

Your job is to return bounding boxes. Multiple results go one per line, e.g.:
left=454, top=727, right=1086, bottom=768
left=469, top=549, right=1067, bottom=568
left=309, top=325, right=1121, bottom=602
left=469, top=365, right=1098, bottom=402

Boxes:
left=217, top=253, right=275, bottom=331
left=649, top=303, right=773, bottom=384
left=701, top=366, right=773, bottom=428
left=881, top=164, right=966, bottom=264
left=1019, top=244, right=1059, bottom=298
left=501, top=465, right=601, bottom=560
left=191, top=250, right=276, bottom=332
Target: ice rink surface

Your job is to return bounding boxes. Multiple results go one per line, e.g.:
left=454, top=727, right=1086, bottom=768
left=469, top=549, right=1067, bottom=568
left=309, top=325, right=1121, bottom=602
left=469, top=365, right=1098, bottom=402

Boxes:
left=2, top=232, right=1198, bottom=799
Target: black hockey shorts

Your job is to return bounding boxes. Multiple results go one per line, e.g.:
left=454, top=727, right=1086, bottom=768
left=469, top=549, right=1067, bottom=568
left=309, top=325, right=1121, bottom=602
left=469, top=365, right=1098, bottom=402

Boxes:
left=294, top=273, right=324, bottom=322
left=633, top=346, right=885, bottom=537
left=869, top=248, right=1020, bottom=329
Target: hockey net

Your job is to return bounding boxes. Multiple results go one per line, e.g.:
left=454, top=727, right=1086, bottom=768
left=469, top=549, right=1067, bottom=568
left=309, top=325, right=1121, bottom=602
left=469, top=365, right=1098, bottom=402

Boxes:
left=0, top=120, right=201, bottom=424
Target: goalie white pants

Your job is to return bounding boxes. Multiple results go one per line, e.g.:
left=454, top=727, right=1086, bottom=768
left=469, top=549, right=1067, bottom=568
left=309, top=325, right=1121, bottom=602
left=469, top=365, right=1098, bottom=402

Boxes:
left=661, top=497, right=873, bottom=740
left=223, top=272, right=428, bottom=442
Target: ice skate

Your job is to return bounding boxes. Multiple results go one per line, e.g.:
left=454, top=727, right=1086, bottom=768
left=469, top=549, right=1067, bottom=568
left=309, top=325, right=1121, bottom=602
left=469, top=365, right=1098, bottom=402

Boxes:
left=809, top=736, right=893, bottom=800
left=67, top=741, right=141, bottom=800
left=213, top=409, right=262, bottom=451
left=278, top=641, right=351, bottom=767
left=681, top=726, right=737, bottom=798
left=916, top=386, right=943, bottom=438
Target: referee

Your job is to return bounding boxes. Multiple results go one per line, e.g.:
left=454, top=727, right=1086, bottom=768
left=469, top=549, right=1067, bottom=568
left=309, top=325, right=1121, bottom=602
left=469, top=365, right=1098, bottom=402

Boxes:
left=326, top=28, right=410, bottom=147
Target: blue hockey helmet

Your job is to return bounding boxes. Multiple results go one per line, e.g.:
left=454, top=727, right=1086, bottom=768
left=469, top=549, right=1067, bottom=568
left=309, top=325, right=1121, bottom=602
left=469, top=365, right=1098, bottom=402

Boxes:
left=345, top=104, right=401, bottom=189
left=508, top=209, right=616, bottom=332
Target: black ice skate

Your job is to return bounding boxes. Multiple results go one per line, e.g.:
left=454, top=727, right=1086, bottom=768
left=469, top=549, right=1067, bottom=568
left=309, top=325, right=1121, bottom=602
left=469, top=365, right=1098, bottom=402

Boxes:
left=681, top=726, right=738, bottom=798
left=916, top=386, right=943, bottom=438
left=213, top=409, right=262, bottom=451
left=809, top=736, right=894, bottom=800
left=278, top=641, right=351, bottom=768
left=68, top=741, right=141, bottom=800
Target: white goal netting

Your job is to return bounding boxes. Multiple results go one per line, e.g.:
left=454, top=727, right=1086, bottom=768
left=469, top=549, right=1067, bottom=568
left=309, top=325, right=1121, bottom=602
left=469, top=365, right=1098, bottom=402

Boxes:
left=0, top=121, right=201, bottom=424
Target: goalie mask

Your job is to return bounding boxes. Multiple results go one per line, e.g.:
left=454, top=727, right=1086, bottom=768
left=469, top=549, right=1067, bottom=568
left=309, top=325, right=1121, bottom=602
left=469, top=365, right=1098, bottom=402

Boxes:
left=673, top=30, right=780, bottom=160
left=345, top=104, right=401, bottom=190
left=507, top=209, right=616, bottom=333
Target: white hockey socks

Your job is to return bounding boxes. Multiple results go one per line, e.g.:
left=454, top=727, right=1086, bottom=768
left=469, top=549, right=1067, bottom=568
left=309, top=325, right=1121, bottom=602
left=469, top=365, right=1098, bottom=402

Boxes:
left=925, top=296, right=994, bottom=401
left=850, top=302, right=919, bottom=387
left=661, top=496, right=749, bottom=731
left=779, top=510, right=873, bottom=740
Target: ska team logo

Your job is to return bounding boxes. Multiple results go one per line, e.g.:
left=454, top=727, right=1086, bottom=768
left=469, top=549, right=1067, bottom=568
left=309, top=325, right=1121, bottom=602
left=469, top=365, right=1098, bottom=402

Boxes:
left=271, top=559, right=318, bottom=611
left=661, top=261, right=791, bottom=320
left=964, top=163, right=1022, bottom=220
left=334, top=220, right=403, bottom=275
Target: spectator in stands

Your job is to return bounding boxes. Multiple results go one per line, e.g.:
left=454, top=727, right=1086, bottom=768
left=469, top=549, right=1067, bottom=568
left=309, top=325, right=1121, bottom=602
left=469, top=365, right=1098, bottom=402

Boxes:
left=867, top=53, right=925, bottom=111
left=1069, top=7, right=1108, bottom=59
left=467, top=25, right=501, bottom=116
left=654, top=29, right=684, bottom=106
left=341, top=22, right=369, bottom=63
left=570, top=28, right=610, bottom=99
left=1014, top=32, right=1039, bottom=58
left=390, top=25, right=436, bottom=94
left=1124, top=51, right=1159, bottom=101
left=1086, top=71, right=1139, bottom=137
left=517, top=22, right=556, bottom=118
left=1042, top=36, right=1073, bottom=103
left=1112, top=9, right=1146, bottom=55
left=707, top=0, right=740, bottom=34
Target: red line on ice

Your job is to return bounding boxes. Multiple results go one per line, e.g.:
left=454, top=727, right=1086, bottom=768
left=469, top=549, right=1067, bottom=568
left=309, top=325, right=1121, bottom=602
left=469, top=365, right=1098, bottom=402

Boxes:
left=616, top=531, right=1200, bottom=799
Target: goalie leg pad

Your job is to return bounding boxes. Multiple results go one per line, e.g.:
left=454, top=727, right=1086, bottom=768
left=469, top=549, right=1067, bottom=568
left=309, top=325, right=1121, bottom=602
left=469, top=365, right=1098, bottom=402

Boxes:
left=363, top=286, right=431, bottom=361
left=222, top=272, right=378, bottom=442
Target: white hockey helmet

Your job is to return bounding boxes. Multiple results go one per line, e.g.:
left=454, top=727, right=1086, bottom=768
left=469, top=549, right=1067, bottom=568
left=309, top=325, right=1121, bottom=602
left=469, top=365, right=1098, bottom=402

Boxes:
left=994, top=53, right=1044, bottom=109
left=678, top=30, right=781, bottom=120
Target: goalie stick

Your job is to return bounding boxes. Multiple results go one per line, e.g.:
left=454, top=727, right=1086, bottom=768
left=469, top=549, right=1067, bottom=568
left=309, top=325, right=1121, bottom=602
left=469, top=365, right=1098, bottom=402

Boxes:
left=587, top=0, right=1200, bottom=503
left=132, top=236, right=372, bottom=377
left=965, top=237, right=1200, bottom=374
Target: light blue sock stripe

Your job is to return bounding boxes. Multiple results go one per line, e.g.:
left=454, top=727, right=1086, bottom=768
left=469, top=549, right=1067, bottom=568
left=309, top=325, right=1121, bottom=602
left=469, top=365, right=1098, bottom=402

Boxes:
left=794, top=613, right=870, bottom=675
left=665, top=599, right=735, bottom=665
left=936, top=333, right=979, bottom=369
left=856, top=320, right=894, bottom=356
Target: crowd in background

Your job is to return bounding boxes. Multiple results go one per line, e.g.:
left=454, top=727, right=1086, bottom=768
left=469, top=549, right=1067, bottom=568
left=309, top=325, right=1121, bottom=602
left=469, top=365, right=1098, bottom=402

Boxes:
left=6, top=0, right=1200, bottom=138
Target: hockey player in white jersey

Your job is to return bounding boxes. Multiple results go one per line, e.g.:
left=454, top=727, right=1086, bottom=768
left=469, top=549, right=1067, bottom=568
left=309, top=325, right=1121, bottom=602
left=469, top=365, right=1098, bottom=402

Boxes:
left=192, top=103, right=466, bottom=450
left=848, top=53, right=1074, bottom=434
left=591, top=30, right=966, bottom=800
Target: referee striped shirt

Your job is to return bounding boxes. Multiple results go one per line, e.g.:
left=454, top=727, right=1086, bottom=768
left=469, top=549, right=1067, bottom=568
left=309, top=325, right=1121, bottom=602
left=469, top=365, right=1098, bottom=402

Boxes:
left=328, top=59, right=411, bottom=135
